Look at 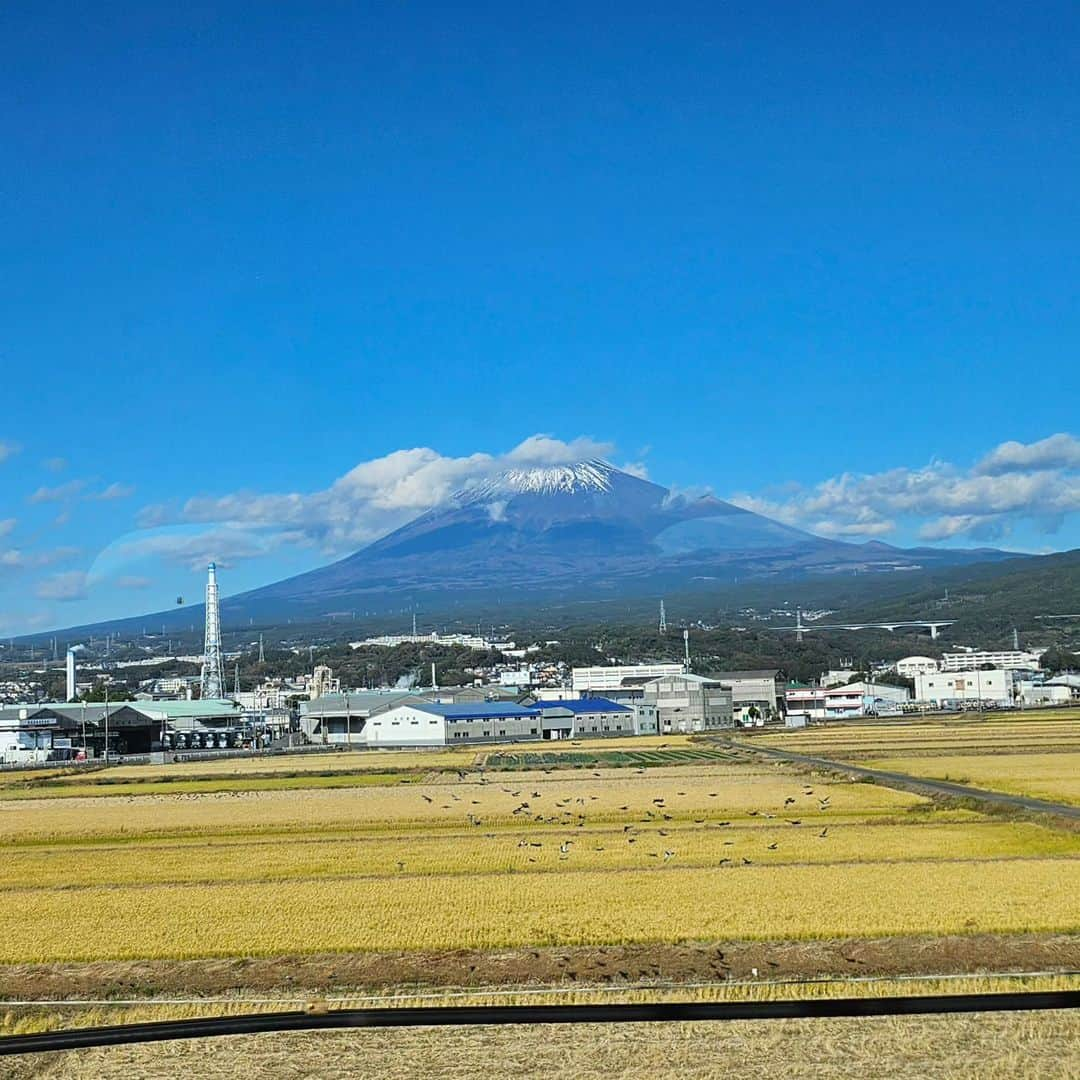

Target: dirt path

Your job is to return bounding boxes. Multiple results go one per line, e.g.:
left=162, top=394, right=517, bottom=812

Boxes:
left=2, top=934, right=1078, bottom=1000
left=730, top=740, right=1080, bottom=820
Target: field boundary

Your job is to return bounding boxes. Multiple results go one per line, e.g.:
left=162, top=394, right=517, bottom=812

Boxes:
left=3, top=990, right=1078, bottom=1054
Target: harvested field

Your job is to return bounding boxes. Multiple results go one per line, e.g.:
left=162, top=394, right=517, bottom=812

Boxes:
left=8, top=1007, right=1080, bottom=1080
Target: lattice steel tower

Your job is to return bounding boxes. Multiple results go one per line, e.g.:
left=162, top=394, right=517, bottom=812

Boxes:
left=658, top=600, right=667, bottom=633
left=200, top=562, right=226, bottom=700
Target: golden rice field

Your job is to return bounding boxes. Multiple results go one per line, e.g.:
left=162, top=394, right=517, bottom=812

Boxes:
left=865, top=751, right=1080, bottom=807
left=3, top=722, right=1078, bottom=969
left=0, top=767, right=921, bottom=844
left=5, top=818, right=1074, bottom=890
left=754, top=715, right=1080, bottom=759
left=5, top=857, right=1079, bottom=964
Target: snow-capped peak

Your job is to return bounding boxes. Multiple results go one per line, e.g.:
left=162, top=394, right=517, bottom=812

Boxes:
left=458, top=460, right=617, bottom=502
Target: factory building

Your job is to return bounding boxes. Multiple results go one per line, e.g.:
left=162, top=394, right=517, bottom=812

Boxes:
left=709, top=669, right=784, bottom=720
left=571, top=663, right=685, bottom=693
left=914, top=669, right=1014, bottom=708
left=0, top=699, right=249, bottom=763
left=367, top=701, right=541, bottom=746
left=642, top=673, right=733, bottom=733
left=361, top=696, right=636, bottom=747
left=299, top=690, right=426, bottom=745
left=531, top=697, right=635, bottom=739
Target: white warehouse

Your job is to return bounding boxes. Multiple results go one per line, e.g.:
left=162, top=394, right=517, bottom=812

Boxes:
left=572, top=664, right=685, bottom=693
left=915, top=669, right=1014, bottom=707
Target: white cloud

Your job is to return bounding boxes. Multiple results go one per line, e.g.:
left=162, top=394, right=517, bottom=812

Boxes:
left=111, top=526, right=306, bottom=572
left=730, top=433, right=1080, bottom=543
left=29, top=480, right=85, bottom=503
left=0, top=441, right=20, bottom=464
left=620, top=461, right=650, bottom=480
left=0, top=546, right=82, bottom=570
left=975, top=433, right=1080, bottom=475
left=0, top=518, right=15, bottom=538
left=42, top=457, right=68, bottom=472
left=91, top=482, right=136, bottom=500
left=36, top=571, right=88, bottom=602
left=138, top=435, right=618, bottom=556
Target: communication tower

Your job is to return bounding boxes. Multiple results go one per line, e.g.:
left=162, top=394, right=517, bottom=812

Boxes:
left=199, top=562, right=226, bottom=700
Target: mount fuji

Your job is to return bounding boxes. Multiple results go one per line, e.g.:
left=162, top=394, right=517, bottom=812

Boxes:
left=217, top=460, right=1009, bottom=622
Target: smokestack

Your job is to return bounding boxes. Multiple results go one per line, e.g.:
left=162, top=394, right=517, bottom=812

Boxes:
left=65, top=648, right=76, bottom=702
left=431, top=661, right=437, bottom=691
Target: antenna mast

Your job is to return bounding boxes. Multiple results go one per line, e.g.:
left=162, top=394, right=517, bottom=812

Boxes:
left=199, top=562, right=226, bottom=700
left=658, top=600, right=667, bottom=633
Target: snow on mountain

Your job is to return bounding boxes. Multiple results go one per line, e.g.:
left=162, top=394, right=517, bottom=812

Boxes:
left=459, top=460, right=617, bottom=501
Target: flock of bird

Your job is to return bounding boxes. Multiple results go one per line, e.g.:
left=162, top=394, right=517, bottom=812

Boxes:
left=399, top=769, right=835, bottom=872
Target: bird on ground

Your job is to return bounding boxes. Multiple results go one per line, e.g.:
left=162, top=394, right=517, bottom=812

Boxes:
left=819, top=828, right=829, bottom=838
left=663, top=850, right=675, bottom=861
left=784, top=797, right=796, bottom=806
left=396, top=861, right=405, bottom=872
left=742, top=857, right=753, bottom=865
left=559, top=841, right=572, bottom=854
left=421, top=794, right=433, bottom=803
left=786, top=820, right=802, bottom=826
left=767, top=843, right=778, bottom=850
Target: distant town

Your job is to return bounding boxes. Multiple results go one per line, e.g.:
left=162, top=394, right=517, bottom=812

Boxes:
left=2, top=563, right=1078, bottom=766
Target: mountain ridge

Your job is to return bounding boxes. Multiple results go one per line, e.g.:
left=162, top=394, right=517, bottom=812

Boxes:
left=22, top=461, right=1025, bottom=638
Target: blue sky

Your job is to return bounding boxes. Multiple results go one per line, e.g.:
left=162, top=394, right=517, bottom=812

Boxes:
left=2, top=2, right=1079, bottom=635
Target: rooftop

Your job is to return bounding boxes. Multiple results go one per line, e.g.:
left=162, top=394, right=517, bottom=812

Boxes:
left=409, top=701, right=540, bottom=720
left=535, top=697, right=631, bottom=714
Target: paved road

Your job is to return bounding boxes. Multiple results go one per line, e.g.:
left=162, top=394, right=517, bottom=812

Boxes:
left=728, top=740, right=1080, bottom=820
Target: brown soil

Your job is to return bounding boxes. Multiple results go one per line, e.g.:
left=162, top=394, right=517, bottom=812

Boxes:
left=2, top=933, right=1077, bottom=1000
